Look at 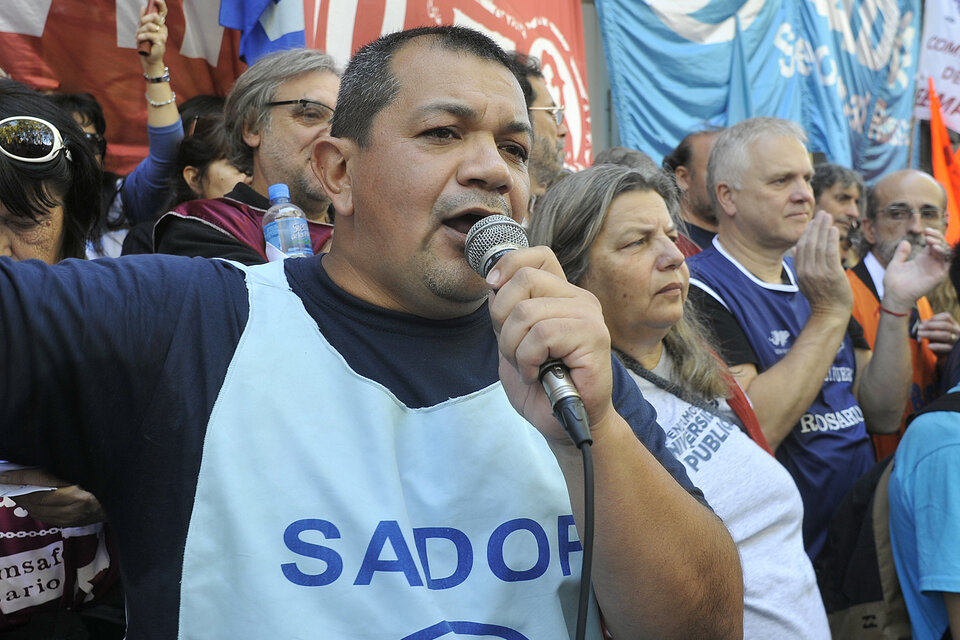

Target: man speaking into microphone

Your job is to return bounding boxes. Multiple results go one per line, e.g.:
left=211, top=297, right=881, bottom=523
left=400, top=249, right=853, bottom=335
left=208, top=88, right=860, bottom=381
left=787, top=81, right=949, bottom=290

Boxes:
left=0, top=26, right=741, bottom=639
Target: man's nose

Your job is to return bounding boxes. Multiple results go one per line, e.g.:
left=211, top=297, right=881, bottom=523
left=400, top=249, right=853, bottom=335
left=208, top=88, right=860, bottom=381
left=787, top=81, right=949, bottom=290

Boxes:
left=903, top=209, right=926, bottom=234
left=458, top=136, right=513, bottom=194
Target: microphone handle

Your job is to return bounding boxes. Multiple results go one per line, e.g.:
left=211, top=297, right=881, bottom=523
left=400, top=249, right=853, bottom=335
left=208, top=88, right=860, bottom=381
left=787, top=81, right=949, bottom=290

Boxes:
left=539, top=360, right=592, bottom=447
left=471, top=238, right=592, bottom=448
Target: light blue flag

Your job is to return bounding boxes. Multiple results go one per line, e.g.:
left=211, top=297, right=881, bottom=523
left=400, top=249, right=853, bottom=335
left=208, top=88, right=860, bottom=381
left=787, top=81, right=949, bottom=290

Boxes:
left=219, top=0, right=305, bottom=66
left=594, top=0, right=800, bottom=163
left=596, top=0, right=921, bottom=182
left=726, top=14, right=753, bottom=125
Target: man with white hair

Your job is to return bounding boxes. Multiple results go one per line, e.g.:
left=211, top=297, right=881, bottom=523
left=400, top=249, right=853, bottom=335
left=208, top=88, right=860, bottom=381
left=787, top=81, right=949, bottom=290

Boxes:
left=686, top=117, right=951, bottom=558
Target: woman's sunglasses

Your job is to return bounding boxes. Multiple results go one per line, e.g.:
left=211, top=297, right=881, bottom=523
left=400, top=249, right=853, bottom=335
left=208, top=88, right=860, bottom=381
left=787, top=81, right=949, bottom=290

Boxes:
left=0, top=116, right=72, bottom=163
left=83, top=131, right=107, bottom=157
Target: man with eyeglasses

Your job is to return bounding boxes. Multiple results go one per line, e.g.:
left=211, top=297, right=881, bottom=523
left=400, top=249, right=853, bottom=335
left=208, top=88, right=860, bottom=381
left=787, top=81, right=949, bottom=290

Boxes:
left=847, top=168, right=960, bottom=459
left=154, top=48, right=340, bottom=264
left=506, top=52, right=568, bottom=213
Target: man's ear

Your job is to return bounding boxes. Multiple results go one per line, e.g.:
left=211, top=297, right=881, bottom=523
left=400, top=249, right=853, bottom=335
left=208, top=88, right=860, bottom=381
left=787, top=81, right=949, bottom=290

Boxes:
left=716, top=181, right=736, bottom=218
left=674, top=166, right=691, bottom=192
left=242, top=119, right=262, bottom=151
left=861, top=217, right=877, bottom=245
left=183, top=165, right=203, bottom=198
left=313, top=136, right=355, bottom=217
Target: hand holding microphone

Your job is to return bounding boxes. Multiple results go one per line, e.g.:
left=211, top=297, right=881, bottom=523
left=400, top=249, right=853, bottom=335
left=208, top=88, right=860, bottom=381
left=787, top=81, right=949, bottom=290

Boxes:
left=465, top=215, right=596, bottom=447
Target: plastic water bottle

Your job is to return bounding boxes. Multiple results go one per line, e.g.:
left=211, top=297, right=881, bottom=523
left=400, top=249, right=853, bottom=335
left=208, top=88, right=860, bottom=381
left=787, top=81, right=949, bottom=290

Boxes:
left=262, top=183, right=314, bottom=261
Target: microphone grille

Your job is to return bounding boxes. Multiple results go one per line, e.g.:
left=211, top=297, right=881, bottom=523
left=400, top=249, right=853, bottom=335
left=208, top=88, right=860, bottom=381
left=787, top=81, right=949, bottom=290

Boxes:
left=464, top=215, right=529, bottom=277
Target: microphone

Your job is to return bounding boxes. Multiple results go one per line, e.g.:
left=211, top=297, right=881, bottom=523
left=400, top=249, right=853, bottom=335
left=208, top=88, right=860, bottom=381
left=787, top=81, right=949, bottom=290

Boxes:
left=465, top=215, right=592, bottom=447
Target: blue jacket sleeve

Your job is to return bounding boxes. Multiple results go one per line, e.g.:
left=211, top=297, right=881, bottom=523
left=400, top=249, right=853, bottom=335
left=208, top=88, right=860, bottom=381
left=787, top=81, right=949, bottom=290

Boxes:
left=120, top=119, right=185, bottom=224
left=0, top=254, right=247, bottom=496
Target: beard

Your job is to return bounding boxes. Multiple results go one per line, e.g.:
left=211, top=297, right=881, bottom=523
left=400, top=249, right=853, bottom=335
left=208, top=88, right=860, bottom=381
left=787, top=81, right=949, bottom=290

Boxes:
left=531, top=136, right=565, bottom=187
left=290, top=167, right=332, bottom=220
left=686, top=189, right=717, bottom=225
left=875, top=232, right=925, bottom=265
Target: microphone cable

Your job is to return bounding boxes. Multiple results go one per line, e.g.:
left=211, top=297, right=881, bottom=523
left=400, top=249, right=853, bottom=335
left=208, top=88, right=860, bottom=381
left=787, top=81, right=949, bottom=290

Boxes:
left=465, top=215, right=596, bottom=640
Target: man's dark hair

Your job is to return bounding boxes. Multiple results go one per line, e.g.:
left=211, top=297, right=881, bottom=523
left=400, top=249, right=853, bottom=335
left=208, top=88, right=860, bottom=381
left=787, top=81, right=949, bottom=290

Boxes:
left=330, top=26, right=517, bottom=147
left=504, top=51, right=540, bottom=108
left=48, top=92, right=106, bottom=136
left=811, top=163, right=864, bottom=201
left=662, top=129, right=723, bottom=173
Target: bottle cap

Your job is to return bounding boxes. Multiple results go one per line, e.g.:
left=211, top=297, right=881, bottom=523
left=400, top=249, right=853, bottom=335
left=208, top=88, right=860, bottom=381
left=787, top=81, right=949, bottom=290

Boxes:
left=268, top=183, right=290, bottom=202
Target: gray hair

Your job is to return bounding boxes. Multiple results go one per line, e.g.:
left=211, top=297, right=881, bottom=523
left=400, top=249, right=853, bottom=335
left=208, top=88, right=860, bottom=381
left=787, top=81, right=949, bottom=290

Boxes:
left=224, top=48, right=340, bottom=175
left=593, top=146, right=660, bottom=173
left=707, top=117, right=807, bottom=212
left=528, top=164, right=680, bottom=284
left=528, top=163, right=733, bottom=402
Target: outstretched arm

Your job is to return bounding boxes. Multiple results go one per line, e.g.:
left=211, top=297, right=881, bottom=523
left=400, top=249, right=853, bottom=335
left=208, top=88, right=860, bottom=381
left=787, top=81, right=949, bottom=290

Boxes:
left=486, top=246, right=743, bottom=640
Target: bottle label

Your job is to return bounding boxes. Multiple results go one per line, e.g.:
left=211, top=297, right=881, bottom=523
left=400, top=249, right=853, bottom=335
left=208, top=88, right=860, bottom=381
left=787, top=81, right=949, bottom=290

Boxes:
left=263, top=218, right=313, bottom=260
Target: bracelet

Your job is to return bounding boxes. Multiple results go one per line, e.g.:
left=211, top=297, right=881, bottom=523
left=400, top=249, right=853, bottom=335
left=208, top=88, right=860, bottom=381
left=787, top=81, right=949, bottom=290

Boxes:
left=145, top=91, right=176, bottom=107
left=879, top=305, right=908, bottom=318
left=144, top=66, right=170, bottom=83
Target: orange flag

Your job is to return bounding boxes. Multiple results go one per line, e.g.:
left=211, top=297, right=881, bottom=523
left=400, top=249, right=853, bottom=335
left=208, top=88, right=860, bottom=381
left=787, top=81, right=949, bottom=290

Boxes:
left=929, top=77, right=960, bottom=246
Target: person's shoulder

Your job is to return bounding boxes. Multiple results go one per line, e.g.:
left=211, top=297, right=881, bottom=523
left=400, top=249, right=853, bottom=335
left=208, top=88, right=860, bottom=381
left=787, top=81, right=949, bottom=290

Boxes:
left=684, top=242, right=719, bottom=267
left=85, top=253, right=247, bottom=294
left=155, top=208, right=268, bottom=265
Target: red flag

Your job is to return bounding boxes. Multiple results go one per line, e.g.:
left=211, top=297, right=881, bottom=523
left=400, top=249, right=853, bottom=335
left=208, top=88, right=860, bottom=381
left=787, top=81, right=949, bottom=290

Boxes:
left=929, top=77, right=960, bottom=246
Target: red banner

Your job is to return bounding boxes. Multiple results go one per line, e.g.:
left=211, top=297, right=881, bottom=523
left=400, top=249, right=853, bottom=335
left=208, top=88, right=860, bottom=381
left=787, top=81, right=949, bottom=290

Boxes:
left=0, top=0, right=590, bottom=174
left=305, top=0, right=592, bottom=169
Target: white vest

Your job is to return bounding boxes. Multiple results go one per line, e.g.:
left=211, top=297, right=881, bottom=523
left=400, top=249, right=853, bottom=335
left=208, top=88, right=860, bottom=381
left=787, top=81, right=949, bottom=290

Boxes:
left=177, top=261, right=600, bottom=639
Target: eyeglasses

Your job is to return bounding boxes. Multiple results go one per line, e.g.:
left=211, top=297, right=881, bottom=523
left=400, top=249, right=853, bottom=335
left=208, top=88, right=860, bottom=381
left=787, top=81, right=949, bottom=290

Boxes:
left=83, top=131, right=107, bottom=157
left=266, top=99, right=334, bottom=126
left=0, top=116, right=72, bottom=163
left=880, top=203, right=943, bottom=223
left=528, top=105, right=565, bottom=127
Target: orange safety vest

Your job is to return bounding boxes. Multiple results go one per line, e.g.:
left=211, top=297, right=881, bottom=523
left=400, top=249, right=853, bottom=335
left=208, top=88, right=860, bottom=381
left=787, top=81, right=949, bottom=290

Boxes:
left=846, top=267, right=937, bottom=460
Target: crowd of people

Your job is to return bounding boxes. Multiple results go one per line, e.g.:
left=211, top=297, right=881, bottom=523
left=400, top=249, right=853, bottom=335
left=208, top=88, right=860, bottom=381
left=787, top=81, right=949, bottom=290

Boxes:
left=0, top=13, right=957, bottom=640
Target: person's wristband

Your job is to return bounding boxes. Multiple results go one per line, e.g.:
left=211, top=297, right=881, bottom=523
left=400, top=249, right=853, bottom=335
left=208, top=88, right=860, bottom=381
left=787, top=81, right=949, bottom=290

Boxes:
left=145, top=91, right=176, bottom=107
left=879, top=305, right=908, bottom=318
left=144, top=67, right=170, bottom=83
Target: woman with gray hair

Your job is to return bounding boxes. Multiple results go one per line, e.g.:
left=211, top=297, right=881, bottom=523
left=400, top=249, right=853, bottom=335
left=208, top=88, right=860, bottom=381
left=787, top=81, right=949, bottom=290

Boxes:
left=528, top=164, right=831, bottom=639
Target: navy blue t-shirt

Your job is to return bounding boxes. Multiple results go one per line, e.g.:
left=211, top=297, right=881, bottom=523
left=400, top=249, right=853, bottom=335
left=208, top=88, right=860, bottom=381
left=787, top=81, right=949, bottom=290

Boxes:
left=0, top=253, right=703, bottom=638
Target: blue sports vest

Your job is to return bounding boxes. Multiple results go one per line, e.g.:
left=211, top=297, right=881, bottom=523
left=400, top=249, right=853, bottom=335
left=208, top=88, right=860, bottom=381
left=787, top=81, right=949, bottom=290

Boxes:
left=688, top=243, right=874, bottom=559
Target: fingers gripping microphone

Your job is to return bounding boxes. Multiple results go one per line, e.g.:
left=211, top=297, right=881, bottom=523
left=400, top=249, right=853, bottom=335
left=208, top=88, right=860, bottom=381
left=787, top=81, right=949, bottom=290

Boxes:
left=465, top=215, right=592, bottom=447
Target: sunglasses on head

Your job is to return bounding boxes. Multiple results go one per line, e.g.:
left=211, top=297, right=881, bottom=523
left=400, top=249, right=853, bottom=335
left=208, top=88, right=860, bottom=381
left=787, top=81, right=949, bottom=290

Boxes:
left=0, top=116, right=72, bottom=163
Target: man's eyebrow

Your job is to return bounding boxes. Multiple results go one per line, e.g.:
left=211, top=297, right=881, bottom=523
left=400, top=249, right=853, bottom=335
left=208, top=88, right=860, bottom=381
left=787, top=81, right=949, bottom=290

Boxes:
left=414, top=101, right=533, bottom=137
left=503, top=119, right=534, bottom=137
